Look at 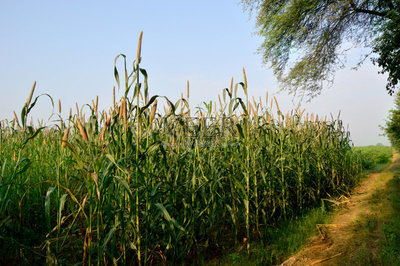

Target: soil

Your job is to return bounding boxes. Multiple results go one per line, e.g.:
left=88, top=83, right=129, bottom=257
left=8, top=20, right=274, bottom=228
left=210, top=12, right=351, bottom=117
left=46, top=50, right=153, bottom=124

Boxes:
left=280, top=153, right=399, bottom=266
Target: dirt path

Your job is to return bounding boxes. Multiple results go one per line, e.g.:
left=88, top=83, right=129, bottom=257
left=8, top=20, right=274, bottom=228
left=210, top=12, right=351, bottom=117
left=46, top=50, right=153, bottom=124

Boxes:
left=280, top=153, right=399, bottom=265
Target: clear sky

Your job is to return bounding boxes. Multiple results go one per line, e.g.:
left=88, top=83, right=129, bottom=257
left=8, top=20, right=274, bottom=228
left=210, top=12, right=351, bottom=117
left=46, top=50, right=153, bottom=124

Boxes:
left=0, top=0, right=394, bottom=146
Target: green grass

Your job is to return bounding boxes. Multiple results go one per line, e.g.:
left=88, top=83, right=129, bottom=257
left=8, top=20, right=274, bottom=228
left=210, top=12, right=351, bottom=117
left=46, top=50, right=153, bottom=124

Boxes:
left=378, top=172, right=400, bottom=264
left=208, top=206, right=332, bottom=265
left=353, top=145, right=393, bottom=172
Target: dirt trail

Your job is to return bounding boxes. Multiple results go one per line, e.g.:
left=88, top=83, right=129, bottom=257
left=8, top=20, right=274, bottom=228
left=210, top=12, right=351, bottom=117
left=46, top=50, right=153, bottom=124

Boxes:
left=281, top=153, right=399, bottom=266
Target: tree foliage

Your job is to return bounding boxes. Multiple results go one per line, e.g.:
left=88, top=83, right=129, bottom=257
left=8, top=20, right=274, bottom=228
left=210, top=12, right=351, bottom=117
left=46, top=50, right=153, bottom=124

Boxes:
left=372, top=6, right=400, bottom=94
left=384, top=91, right=400, bottom=150
left=243, top=0, right=400, bottom=96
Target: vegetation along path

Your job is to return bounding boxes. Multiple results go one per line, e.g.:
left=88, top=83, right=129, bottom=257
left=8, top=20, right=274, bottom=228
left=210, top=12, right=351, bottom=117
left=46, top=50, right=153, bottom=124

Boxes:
left=282, top=153, right=400, bottom=265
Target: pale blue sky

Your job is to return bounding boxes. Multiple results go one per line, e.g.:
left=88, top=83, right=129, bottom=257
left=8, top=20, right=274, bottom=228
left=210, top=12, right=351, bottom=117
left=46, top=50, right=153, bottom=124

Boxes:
left=0, top=0, right=394, bottom=146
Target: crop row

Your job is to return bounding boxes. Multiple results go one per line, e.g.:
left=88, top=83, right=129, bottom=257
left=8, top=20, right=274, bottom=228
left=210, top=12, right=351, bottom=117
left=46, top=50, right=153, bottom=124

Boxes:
left=0, top=33, right=361, bottom=265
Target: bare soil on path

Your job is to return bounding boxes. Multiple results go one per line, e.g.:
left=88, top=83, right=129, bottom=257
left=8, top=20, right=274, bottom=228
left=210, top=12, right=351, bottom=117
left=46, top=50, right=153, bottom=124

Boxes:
left=281, top=153, right=399, bottom=265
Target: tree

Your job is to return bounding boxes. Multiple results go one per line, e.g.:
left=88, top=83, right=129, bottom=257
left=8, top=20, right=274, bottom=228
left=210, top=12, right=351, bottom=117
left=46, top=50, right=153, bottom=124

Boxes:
left=384, top=91, right=400, bottom=150
left=242, top=0, right=400, bottom=97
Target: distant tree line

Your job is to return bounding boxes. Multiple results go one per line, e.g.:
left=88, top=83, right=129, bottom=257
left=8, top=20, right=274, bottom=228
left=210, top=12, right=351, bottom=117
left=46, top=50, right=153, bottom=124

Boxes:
left=384, top=91, right=400, bottom=150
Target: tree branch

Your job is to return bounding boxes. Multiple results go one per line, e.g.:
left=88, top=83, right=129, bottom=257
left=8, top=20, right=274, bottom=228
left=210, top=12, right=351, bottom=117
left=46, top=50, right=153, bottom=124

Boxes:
left=347, top=0, right=387, bottom=17
left=387, top=0, right=394, bottom=10
left=354, top=8, right=387, bottom=17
